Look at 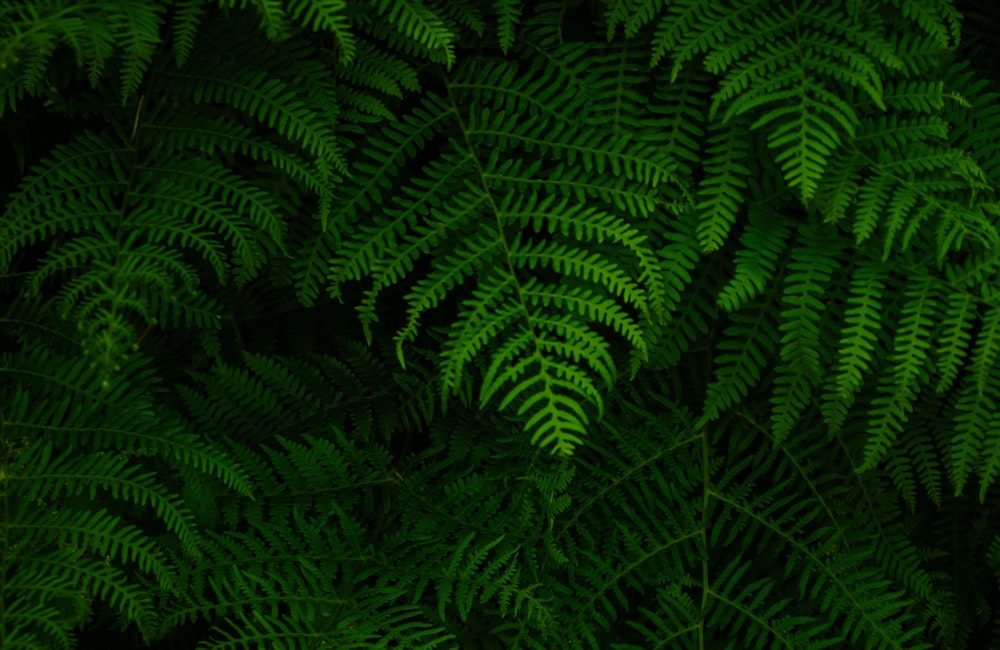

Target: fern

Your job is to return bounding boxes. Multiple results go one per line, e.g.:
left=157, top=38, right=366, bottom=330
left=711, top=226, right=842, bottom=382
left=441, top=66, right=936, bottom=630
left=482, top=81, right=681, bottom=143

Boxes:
left=0, top=0, right=164, bottom=112
left=769, top=224, right=845, bottom=441
left=0, top=8, right=356, bottom=380
left=7, top=1, right=1000, bottom=648
left=862, top=273, right=941, bottom=471
left=822, top=259, right=890, bottom=434
left=0, top=313, right=247, bottom=647
left=695, top=117, right=750, bottom=252
left=368, top=0, right=457, bottom=67
left=324, top=37, right=681, bottom=453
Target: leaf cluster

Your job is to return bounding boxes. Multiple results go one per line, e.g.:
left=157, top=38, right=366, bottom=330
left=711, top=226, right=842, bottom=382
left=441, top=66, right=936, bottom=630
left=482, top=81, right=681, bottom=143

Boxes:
left=4, top=1, right=1000, bottom=649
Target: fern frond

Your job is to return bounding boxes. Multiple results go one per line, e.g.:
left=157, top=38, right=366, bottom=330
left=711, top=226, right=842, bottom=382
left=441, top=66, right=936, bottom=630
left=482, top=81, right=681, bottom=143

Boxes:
left=0, top=330, right=247, bottom=646
left=715, top=205, right=793, bottom=313
left=862, top=274, right=942, bottom=472
left=289, top=0, right=357, bottom=61
left=6, top=507, right=165, bottom=632
left=1, top=13, right=349, bottom=375
left=883, top=417, right=944, bottom=510
left=933, top=290, right=977, bottom=394
left=369, top=0, right=457, bottom=68
left=770, top=225, right=844, bottom=441
left=324, top=46, right=680, bottom=453
left=0, top=0, right=163, bottom=112
left=160, top=429, right=458, bottom=648
left=649, top=66, right=708, bottom=179
left=642, top=0, right=971, bottom=205
left=495, top=0, right=522, bottom=54
left=902, top=0, right=962, bottom=49
left=11, top=440, right=200, bottom=557
left=695, top=117, right=750, bottom=252
left=334, top=37, right=420, bottom=98
left=700, top=307, right=780, bottom=424
left=947, top=304, right=1000, bottom=496
left=822, top=259, right=890, bottom=434
left=170, top=0, right=206, bottom=68
left=107, top=0, right=164, bottom=99
left=164, top=43, right=344, bottom=171
left=2, top=336, right=251, bottom=495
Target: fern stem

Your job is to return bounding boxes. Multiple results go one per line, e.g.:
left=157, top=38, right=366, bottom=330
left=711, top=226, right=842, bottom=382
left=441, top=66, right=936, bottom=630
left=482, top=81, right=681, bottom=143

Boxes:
left=699, top=423, right=710, bottom=650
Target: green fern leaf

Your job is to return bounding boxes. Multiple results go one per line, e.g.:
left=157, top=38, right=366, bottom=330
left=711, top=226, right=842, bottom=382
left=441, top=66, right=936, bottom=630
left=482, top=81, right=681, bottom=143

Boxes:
left=770, top=225, right=845, bottom=441
left=110, top=0, right=164, bottom=99
left=715, top=205, right=793, bottom=313
left=170, top=0, right=206, bottom=68
left=324, top=50, right=678, bottom=452
left=495, top=0, right=522, bottom=53
left=695, top=118, right=750, bottom=252
left=289, top=0, right=357, bottom=62
left=862, top=274, right=942, bottom=472
left=822, top=259, right=889, bottom=434
left=649, top=67, right=708, bottom=179
left=370, top=0, right=457, bottom=68
left=700, top=308, right=779, bottom=424
left=933, top=290, right=977, bottom=394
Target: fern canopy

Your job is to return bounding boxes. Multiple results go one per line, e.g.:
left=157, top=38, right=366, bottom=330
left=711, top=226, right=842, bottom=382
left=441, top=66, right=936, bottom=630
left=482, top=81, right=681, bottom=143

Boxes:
left=3, top=0, right=1000, bottom=649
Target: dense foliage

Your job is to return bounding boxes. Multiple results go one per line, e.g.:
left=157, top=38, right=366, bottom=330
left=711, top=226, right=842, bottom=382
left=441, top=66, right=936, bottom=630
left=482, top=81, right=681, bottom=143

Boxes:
left=3, top=0, right=1000, bottom=647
